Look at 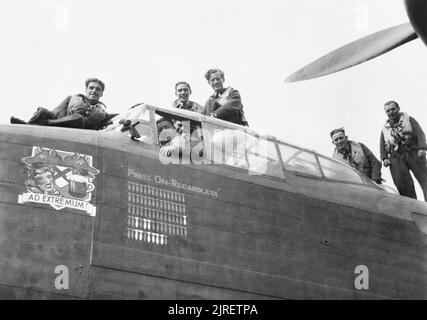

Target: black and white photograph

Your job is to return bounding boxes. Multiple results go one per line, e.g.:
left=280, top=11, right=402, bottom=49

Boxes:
left=0, top=0, right=426, bottom=305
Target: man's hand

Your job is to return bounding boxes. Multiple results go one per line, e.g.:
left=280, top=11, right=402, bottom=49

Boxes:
left=418, top=149, right=426, bottom=158
left=383, top=159, right=390, bottom=167
left=83, top=106, right=111, bottom=130
left=100, top=113, right=119, bottom=129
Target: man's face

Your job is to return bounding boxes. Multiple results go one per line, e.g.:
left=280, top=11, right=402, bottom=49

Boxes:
left=208, top=72, right=224, bottom=93
left=175, top=84, right=190, bottom=103
left=86, top=81, right=104, bottom=101
left=384, top=103, right=400, bottom=121
left=173, top=120, right=183, bottom=134
left=157, top=121, right=178, bottom=146
left=332, top=132, right=348, bottom=151
left=34, top=170, right=55, bottom=192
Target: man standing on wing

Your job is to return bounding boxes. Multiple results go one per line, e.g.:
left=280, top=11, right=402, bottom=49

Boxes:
left=380, top=100, right=427, bottom=201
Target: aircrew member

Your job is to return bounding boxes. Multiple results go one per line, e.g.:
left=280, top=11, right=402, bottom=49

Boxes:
left=380, top=100, right=427, bottom=201
left=11, top=78, right=117, bottom=130
left=172, top=81, right=204, bottom=113
left=172, top=81, right=204, bottom=134
left=203, top=68, right=248, bottom=126
left=331, top=127, right=382, bottom=184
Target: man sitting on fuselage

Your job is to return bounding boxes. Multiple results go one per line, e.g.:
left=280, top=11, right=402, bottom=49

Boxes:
left=10, top=78, right=117, bottom=130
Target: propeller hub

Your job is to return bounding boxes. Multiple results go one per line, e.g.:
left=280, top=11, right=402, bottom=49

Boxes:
left=405, top=0, right=427, bottom=46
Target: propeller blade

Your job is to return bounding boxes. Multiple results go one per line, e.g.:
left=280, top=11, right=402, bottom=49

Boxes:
left=286, top=22, right=418, bottom=82
left=405, top=0, right=427, bottom=46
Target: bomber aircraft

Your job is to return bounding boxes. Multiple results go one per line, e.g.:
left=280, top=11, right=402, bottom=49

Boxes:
left=0, top=102, right=426, bottom=299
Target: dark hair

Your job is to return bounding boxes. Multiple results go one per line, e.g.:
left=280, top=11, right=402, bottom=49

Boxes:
left=384, top=100, right=399, bottom=108
left=204, top=68, right=225, bottom=81
left=175, top=81, right=191, bottom=93
left=330, top=127, right=345, bottom=138
left=85, top=78, right=105, bottom=92
left=156, top=117, right=174, bottom=128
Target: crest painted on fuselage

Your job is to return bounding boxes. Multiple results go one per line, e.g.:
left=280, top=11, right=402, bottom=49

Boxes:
left=18, top=146, right=99, bottom=216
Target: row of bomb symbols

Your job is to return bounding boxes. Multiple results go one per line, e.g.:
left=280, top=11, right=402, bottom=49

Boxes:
left=127, top=228, right=168, bottom=246
left=127, top=216, right=187, bottom=237
left=128, top=192, right=186, bottom=214
left=127, top=204, right=187, bottom=225
left=128, top=181, right=185, bottom=202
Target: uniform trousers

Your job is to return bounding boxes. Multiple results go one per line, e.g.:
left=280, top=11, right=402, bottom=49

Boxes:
left=389, top=149, right=427, bottom=201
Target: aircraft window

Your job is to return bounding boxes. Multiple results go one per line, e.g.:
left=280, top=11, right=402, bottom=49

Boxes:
left=278, top=143, right=322, bottom=177
left=104, top=104, right=157, bottom=145
left=317, top=156, right=363, bottom=184
left=202, top=123, right=284, bottom=178
left=154, top=112, right=204, bottom=163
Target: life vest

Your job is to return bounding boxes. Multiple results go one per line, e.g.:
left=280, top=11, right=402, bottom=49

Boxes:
left=333, top=141, right=367, bottom=169
left=67, top=95, right=90, bottom=115
left=215, top=87, right=248, bottom=126
left=382, top=112, right=412, bottom=153
left=172, top=100, right=204, bottom=113
left=216, top=86, right=233, bottom=106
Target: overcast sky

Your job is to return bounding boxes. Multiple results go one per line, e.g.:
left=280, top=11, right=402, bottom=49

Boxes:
left=1, top=0, right=426, bottom=197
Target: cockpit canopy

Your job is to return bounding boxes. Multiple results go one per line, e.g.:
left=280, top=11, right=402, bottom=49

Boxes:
left=105, top=104, right=385, bottom=190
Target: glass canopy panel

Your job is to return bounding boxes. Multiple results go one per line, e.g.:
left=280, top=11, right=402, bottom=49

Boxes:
left=278, top=143, right=322, bottom=177
left=202, top=123, right=284, bottom=178
left=317, top=156, right=364, bottom=184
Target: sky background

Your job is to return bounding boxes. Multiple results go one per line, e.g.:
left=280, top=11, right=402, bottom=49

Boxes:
left=1, top=0, right=426, bottom=198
